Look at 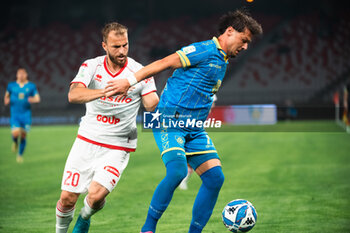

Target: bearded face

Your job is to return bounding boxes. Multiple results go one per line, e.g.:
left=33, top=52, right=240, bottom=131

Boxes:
left=16, top=68, right=28, bottom=83
left=103, top=31, right=129, bottom=67
left=225, top=27, right=252, bottom=58
left=108, top=50, right=127, bottom=67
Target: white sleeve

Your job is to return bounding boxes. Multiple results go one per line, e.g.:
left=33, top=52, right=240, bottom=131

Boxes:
left=71, top=60, right=95, bottom=87
left=140, top=77, right=157, bottom=96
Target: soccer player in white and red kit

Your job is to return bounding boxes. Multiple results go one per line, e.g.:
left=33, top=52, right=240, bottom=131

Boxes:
left=55, top=22, right=159, bottom=233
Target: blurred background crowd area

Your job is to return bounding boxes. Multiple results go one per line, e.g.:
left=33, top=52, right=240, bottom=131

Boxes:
left=0, top=0, right=349, bottom=120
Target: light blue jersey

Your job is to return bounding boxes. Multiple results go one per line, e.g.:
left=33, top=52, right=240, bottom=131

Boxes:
left=153, top=37, right=229, bottom=159
left=158, top=37, right=228, bottom=122
left=6, top=81, right=38, bottom=131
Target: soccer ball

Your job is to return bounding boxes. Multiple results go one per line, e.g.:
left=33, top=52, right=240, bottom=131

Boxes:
left=222, top=199, right=257, bottom=232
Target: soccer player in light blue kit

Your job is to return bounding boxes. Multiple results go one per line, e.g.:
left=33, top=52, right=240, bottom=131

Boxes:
left=106, top=10, right=262, bottom=233
left=4, top=68, right=40, bottom=162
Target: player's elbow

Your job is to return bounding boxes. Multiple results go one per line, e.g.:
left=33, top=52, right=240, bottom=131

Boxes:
left=143, top=95, right=159, bottom=112
left=144, top=101, right=158, bottom=112
left=68, top=92, right=78, bottom=104
left=68, top=92, right=85, bottom=104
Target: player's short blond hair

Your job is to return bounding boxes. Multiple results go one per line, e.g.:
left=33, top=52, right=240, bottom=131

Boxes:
left=102, top=22, right=128, bottom=43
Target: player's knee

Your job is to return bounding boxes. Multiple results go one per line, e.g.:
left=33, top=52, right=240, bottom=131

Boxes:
left=88, top=191, right=104, bottom=203
left=12, top=130, right=20, bottom=138
left=166, top=159, right=188, bottom=183
left=87, top=195, right=106, bottom=210
left=60, top=191, right=79, bottom=208
left=215, top=169, right=225, bottom=189
left=20, top=131, right=26, bottom=138
left=163, top=150, right=188, bottom=182
left=87, top=187, right=108, bottom=209
left=201, top=166, right=225, bottom=190
left=169, top=166, right=188, bottom=182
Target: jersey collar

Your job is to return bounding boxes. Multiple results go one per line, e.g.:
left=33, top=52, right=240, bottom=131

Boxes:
left=104, top=56, right=128, bottom=78
left=212, top=37, right=229, bottom=63
left=16, top=81, right=28, bottom=88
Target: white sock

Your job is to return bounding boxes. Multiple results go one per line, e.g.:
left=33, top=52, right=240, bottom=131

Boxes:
left=183, top=172, right=191, bottom=182
left=56, top=200, right=75, bottom=233
left=80, top=195, right=105, bottom=220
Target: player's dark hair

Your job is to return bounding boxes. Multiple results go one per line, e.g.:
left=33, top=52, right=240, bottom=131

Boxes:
left=17, top=67, right=27, bottom=73
left=102, top=22, right=128, bottom=43
left=218, top=9, right=263, bottom=37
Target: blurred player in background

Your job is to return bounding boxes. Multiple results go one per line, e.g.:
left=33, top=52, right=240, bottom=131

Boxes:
left=106, top=9, right=262, bottom=233
left=4, top=68, right=40, bottom=163
left=55, top=22, right=159, bottom=233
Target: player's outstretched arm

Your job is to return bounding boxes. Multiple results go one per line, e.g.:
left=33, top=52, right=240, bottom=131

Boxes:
left=28, top=94, right=41, bottom=104
left=105, top=53, right=182, bottom=98
left=142, top=92, right=159, bottom=112
left=135, top=53, right=182, bottom=83
left=4, top=91, right=10, bottom=106
left=68, top=83, right=106, bottom=104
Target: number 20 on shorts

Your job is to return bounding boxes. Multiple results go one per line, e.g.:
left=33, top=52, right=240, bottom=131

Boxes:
left=64, top=171, right=80, bottom=187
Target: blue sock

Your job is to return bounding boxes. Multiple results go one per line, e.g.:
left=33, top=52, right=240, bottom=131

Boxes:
left=189, top=166, right=224, bottom=233
left=141, top=155, right=188, bottom=232
left=19, top=138, right=26, bottom=156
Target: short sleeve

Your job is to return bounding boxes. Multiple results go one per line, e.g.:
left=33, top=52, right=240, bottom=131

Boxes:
left=6, top=83, right=11, bottom=94
left=176, top=42, right=209, bottom=68
left=71, top=60, right=95, bottom=87
left=140, top=77, right=157, bottom=96
left=30, top=83, right=39, bottom=96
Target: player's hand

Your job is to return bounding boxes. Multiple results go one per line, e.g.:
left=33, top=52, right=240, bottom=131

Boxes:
left=105, top=79, right=130, bottom=99
left=28, top=97, right=36, bottom=103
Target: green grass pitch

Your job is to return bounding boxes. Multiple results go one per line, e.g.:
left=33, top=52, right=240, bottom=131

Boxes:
left=0, top=121, right=349, bottom=233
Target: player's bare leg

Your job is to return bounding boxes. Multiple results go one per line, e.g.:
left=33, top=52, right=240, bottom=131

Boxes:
left=17, top=129, right=27, bottom=163
left=11, top=128, right=26, bottom=163
left=11, top=128, right=20, bottom=153
left=81, top=181, right=109, bottom=217
left=72, top=181, right=109, bottom=233
left=194, top=159, right=221, bottom=176
left=56, top=191, right=80, bottom=233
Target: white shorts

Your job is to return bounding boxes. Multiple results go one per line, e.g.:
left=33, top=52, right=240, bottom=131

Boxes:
left=61, top=137, right=130, bottom=193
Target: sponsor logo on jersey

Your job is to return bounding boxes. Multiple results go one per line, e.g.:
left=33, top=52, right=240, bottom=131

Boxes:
left=144, top=77, right=153, bottom=84
left=100, top=95, right=132, bottom=103
left=175, top=135, right=184, bottom=145
left=183, top=45, right=196, bottom=54
left=81, top=63, right=88, bottom=67
left=110, top=179, right=116, bottom=186
left=95, top=74, right=102, bottom=82
left=209, top=63, right=222, bottom=69
left=97, top=115, right=120, bottom=125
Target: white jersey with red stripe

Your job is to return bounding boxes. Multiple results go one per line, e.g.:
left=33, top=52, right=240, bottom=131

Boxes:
left=71, top=55, right=156, bottom=151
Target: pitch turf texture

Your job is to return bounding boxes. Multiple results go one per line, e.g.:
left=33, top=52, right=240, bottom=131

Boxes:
left=0, top=121, right=349, bottom=233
